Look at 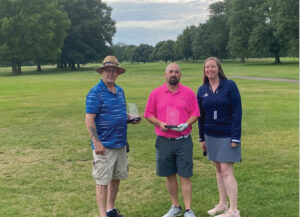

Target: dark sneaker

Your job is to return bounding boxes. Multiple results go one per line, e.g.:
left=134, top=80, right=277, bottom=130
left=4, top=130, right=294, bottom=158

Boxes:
left=106, top=209, right=124, bottom=217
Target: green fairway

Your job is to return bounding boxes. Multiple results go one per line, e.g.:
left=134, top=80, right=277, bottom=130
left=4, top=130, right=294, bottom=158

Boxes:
left=0, top=60, right=298, bottom=217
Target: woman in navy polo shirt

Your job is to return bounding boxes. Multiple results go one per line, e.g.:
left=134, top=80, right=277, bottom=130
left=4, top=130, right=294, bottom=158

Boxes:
left=197, top=57, right=242, bottom=217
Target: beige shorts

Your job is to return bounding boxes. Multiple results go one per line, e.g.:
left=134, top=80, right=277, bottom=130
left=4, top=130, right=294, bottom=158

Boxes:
left=92, top=146, right=128, bottom=185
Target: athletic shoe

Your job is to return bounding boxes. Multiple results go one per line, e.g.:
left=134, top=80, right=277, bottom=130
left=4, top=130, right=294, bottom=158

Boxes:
left=207, top=204, right=228, bottom=216
left=162, top=206, right=182, bottom=217
left=106, top=209, right=124, bottom=217
left=215, top=210, right=240, bottom=217
left=184, top=209, right=196, bottom=217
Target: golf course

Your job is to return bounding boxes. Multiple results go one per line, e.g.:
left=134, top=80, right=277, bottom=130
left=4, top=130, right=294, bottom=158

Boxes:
left=0, top=58, right=298, bottom=217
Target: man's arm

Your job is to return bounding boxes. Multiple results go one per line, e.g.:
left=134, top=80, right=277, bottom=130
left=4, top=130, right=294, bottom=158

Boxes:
left=186, top=116, right=198, bottom=126
left=145, top=116, right=167, bottom=132
left=85, top=113, right=106, bottom=155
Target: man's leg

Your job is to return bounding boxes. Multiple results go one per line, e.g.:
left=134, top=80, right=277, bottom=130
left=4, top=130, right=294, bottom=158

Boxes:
left=107, top=179, right=120, bottom=210
left=166, top=174, right=180, bottom=206
left=179, top=176, right=192, bottom=210
left=96, top=185, right=108, bottom=217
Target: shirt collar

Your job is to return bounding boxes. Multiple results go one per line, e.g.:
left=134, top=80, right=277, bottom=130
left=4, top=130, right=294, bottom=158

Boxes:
left=163, top=82, right=182, bottom=94
left=98, top=79, right=119, bottom=94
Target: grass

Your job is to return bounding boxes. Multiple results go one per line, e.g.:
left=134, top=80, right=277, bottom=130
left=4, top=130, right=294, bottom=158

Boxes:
left=0, top=59, right=298, bottom=217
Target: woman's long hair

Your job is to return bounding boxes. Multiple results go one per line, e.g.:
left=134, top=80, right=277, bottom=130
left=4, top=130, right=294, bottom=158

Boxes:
left=203, top=57, right=227, bottom=84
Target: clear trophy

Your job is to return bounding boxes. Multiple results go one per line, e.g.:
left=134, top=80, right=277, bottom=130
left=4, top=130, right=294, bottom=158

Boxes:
left=165, top=106, right=179, bottom=128
left=127, top=103, right=141, bottom=123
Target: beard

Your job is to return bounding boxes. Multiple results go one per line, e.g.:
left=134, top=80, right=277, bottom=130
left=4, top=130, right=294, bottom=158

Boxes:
left=169, top=77, right=179, bottom=85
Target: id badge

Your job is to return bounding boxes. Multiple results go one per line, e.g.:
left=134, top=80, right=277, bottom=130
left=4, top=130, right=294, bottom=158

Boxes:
left=213, top=110, right=217, bottom=120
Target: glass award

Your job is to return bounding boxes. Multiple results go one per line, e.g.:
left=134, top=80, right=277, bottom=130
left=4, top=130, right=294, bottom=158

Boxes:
left=127, top=103, right=141, bottom=123
left=165, top=106, right=179, bottom=128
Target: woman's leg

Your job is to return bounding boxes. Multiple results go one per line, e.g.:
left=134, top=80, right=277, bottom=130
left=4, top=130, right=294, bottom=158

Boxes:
left=220, top=162, right=238, bottom=211
left=214, top=162, right=227, bottom=205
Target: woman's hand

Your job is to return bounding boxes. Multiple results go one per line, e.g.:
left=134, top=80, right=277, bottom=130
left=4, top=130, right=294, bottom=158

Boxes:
left=201, top=141, right=207, bottom=152
left=231, top=142, right=239, bottom=148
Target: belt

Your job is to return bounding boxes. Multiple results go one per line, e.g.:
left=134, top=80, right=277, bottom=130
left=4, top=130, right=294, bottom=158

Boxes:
left=160, top=134, right=190, bottom=140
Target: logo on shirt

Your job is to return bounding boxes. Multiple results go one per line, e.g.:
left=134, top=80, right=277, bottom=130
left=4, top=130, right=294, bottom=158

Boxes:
left=203, top=93, right=208, bottom=97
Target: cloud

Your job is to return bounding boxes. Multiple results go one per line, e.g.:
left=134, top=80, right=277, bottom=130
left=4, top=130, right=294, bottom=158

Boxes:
left=104, top=0, right=220, bottom=45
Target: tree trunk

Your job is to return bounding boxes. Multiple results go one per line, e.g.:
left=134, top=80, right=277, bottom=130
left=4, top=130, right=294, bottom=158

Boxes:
left=11, top=62, right=22, bottom=75
left=71, top=62, right=76, bottom=70
left=36, top=62, right=42, bottom=72
left=274, top=52, right=281, bottom=64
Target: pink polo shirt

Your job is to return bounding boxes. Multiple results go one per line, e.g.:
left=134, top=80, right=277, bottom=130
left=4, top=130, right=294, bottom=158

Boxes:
left=144, top=82, right=200, bottom=137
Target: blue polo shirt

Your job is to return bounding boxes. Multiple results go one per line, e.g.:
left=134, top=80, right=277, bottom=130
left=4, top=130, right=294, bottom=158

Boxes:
left=197, top=79, right=242, bottom=143
left=86, top=79, right=127, bottom=149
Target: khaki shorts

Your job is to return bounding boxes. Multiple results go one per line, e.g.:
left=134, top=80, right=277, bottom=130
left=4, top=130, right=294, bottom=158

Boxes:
left=92, top=146, right=128, bottom=185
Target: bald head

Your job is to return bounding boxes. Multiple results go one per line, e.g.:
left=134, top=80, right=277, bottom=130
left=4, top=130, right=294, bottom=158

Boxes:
left=165, top=63, right=180, bottom=73
left=164, top=63, right=181, bottom=86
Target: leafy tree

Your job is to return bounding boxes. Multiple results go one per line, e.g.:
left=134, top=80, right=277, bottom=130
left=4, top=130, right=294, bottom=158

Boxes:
left=0, top=0, right=69, bottom=75
left=192, top=24, right=211, bottom=60
left=123, top=45, right=137, bottom=63
left=207, top=1, right=229, bottom=60
left=135, top=44, right=153, bottom=63
left=158, top=40, right=176, bottom=63
left=58, top=0, right=116, bottom=70
left=268, top=0, right=299, bottom=59
left=111, top=43, right=126, bottom=62
left=175, top=26, right=196, bottom=62
left=227, top=0, right=254, bottom=62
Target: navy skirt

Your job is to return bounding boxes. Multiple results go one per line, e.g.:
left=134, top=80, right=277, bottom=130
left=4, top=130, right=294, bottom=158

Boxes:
left=205, top=134, right=241, bottom=162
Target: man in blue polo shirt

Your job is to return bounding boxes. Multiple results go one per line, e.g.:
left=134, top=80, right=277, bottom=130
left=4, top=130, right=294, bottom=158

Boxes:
left=85, top=56, right=132, bottom=217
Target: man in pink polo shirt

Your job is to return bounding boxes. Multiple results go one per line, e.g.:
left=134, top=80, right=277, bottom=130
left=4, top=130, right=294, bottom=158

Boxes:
left=144, top=63, right=200, bottom=217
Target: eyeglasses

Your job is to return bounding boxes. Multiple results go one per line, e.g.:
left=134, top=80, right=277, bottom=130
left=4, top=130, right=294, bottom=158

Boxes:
left=103, top=68, right=119, bottom=74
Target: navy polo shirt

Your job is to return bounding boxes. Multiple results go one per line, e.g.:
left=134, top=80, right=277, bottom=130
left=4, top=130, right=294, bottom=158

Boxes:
left=86, top=79, right=127, bottom=149
left=197, top=79, right=242, bottom=143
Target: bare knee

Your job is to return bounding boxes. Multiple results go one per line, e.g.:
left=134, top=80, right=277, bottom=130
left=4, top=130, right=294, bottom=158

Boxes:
left=220, top=163, right=234, bottom=178
left=179, top=176, right=191, bottom=185
left=96, top=185, right=108, bottom=192
left=214, top=162, right=222, bottom=174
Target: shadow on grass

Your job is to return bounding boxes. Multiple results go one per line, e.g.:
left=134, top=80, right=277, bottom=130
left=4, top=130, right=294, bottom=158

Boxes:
left=0, top=65, right=97, bottom=77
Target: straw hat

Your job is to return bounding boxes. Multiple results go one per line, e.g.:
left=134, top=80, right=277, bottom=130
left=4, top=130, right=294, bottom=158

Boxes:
left=96, top=56, right=126, bottom=74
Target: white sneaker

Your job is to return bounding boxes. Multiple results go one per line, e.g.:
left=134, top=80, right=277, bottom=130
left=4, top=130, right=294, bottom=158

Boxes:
left=184, top=209, right=196, bottom=217
left=215, top=210, right=240, bottom=217
left=162, top=206, right=182, bottom=217
left=207, top=203, right=228, bottom=216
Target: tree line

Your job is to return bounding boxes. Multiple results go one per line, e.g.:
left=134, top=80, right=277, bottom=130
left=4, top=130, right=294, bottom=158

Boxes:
left=0, top=0, right=115, bottom=75
left=0, top=0, right=298, bottom=75
left=112, top=0, right=298, bottom=64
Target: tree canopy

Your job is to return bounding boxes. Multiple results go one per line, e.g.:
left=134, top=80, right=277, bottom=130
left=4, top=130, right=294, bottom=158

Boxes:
left=0, top=0, right=69, bottom=74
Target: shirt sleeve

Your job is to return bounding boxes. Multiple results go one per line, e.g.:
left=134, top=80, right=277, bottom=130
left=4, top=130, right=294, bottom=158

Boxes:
left=197, top=87, right=205, bottom=141
left=144, top=91, right=156, bottom=118
left=189, top=90, right=200, bottom=117
left=86, top=89, right=101, bottom=114
left=230, top=81, right=242, bottom=143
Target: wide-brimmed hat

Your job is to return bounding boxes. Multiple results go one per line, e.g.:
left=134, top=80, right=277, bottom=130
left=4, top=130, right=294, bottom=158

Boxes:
left=96, top=56, right=126, bottom=74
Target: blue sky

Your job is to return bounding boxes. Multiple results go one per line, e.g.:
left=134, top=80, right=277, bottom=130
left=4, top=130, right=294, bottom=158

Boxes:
left=103, top=0, right=220, bottom=46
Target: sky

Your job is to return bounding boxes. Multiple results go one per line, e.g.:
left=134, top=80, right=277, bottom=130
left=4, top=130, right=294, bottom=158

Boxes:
left=103, top=0, right=220, bottom=46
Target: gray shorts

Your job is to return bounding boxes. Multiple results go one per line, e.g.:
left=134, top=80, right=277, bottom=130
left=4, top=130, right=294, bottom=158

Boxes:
left=92, top=146, right=128, bottom=185
left=155, top=135, right=193, bottom=177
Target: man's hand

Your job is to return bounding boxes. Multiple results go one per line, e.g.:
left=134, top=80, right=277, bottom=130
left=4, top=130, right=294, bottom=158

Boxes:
left=171, top=123, right=188, bottom=132
left=94, top=141, right=106, bottom=155
left=159, top=122, right=167, bottom=132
